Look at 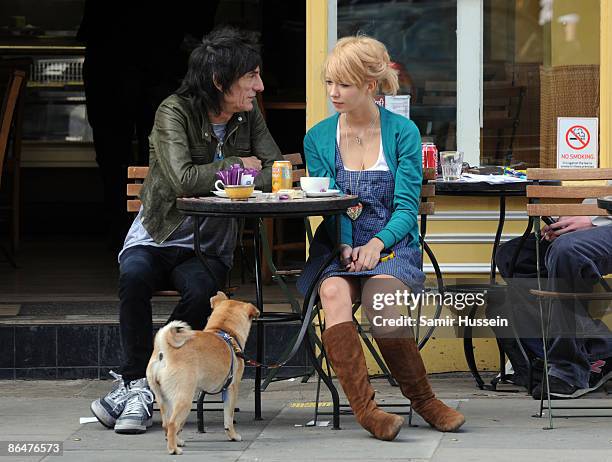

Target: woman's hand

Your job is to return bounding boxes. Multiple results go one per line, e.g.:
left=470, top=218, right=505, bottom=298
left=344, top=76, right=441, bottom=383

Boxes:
left=542, top=216, right=594, bottom=241
left=350, top=238, right=385, bottom=272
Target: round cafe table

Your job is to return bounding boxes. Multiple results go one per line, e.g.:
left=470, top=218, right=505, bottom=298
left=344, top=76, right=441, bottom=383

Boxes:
left=176, top=193, right=358, bottom=425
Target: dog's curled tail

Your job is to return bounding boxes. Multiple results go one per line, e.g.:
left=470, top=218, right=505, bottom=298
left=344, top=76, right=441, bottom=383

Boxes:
left=158, top=320, right=195, bottom=349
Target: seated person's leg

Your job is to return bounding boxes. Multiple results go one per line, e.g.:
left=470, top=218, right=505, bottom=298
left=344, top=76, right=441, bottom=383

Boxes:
left=319, top=276, right=359, bottom=327
left=319, top=276, right=405, bottom=441
left=545, top=225, right=612, bottom=292
left=92, top=245, right=167, bottom=432
left=361, top=275, right=465, bottom=432
left=118, top=246, right=167, bottom=381
left=538, top=227, right=612, bottom=396
left=167, top=253, right=230, bottom=331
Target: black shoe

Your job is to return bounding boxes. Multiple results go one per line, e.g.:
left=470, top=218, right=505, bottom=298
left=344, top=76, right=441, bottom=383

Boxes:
left=588, top=358, right=612, bottom=392
left=531, top=376, right=589, bottom=400
left=500, top=373, right=529, bottom=388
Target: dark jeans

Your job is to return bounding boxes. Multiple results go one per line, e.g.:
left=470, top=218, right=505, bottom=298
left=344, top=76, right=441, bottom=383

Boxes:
left=118, top=245, right=229, bottom=382
left=494, top=226, right=612, bottom=388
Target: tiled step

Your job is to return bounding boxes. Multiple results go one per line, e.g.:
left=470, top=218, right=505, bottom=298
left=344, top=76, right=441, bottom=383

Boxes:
left=0, top=300, right=311, bottom=381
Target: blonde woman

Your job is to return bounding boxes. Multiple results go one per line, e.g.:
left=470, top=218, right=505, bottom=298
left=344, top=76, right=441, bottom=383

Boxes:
left=298, top=36, right=465, bottom=441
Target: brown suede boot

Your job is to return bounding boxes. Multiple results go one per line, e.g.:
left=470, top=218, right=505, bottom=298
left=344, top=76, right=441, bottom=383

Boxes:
left=375, top=337, right=465, bottom=432
left=322, top=322, right=404, bottom=441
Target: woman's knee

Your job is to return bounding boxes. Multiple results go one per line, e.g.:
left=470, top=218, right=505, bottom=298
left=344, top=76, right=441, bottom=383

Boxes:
left=319, top=279, right=355, bottom=323
left=319, top=279, right=350, bottom=305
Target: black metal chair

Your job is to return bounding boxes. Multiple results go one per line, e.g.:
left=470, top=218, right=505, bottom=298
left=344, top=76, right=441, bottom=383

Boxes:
left=307, top=168, right=446, bottom=428
left=526, top=167, right=612, bottom=429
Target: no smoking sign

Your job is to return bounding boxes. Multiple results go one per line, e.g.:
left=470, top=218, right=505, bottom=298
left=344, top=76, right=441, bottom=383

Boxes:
left=557, top=117, right=598, bottom=168
left=565, top=125, right=590, bottom=150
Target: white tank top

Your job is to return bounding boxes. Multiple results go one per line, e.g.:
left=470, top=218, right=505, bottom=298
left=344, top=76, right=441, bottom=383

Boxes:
left=336, top=119, right=389, bottom=171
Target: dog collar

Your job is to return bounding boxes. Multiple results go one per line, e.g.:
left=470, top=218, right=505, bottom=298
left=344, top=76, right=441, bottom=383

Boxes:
left=218, top=330, right=244, bottom=354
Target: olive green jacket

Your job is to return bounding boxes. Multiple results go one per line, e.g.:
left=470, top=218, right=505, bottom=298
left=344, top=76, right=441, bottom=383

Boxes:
left=140, top=94, right=282, bottom=243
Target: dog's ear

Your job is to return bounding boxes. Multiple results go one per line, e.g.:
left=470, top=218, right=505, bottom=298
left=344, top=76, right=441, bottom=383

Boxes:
left=247, top=303, right=260, bottom=320
left=210, top=291, right=228, bottom=310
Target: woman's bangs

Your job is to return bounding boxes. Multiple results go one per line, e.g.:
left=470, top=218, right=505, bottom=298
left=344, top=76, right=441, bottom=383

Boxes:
left=325, top=54, right=361, bottom=86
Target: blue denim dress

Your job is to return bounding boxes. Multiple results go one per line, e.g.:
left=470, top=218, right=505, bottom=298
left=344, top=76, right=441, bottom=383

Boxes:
left=297, top=142, right=425, bottom=295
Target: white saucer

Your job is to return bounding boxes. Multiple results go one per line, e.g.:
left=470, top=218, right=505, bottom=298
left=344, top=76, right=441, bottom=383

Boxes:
left=212, top=190, right=263, bottom=198
left=305, top=189, right=341, bottom=198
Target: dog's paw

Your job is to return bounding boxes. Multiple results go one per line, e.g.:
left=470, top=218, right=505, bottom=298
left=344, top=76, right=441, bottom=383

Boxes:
left=225, top=429, right=242, bottom=442
left=168, top=446, right=183, bottom=455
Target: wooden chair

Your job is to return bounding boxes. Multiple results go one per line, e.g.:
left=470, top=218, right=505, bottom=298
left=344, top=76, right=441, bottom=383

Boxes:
left=0, top=66, right=27, bottom=267
left=127, top=166, right=236, bottom=432
left=526, top=167, right=612, bottom=428
left=308, top=168, right=445, bottom=428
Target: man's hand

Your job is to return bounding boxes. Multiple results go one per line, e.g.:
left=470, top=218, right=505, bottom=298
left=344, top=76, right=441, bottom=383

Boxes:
left=350, top=238, right=385, bottom=272
left=241, top=156, right=262, bottom=170
left=543, top=216, right=594, bottom=241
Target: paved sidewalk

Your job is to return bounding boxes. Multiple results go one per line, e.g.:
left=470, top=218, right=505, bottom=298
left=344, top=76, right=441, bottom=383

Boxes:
left=0, top=375, right=611, bottom=461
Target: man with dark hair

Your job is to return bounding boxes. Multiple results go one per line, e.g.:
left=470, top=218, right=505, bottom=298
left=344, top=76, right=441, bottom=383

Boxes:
left=90, top=27, right=283, bottom=434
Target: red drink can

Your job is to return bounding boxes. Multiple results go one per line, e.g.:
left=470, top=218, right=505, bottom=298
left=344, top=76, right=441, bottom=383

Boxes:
left=421, top=142, right=438, bottom=170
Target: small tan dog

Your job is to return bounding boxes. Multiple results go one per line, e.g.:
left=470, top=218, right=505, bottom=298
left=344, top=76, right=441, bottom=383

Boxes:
left=146, top=291, right=259, bottom=455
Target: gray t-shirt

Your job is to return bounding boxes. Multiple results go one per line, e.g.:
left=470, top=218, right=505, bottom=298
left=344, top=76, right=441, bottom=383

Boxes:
left=119, top=122, right=237, bottom=268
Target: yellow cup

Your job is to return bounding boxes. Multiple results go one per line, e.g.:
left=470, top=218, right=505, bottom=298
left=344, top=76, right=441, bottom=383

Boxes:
left=224, top=184, right=255, bottom=200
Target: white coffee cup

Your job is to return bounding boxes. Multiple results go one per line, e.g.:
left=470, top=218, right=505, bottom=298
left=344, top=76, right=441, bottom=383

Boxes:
left=300, top=176, right=330, bottom=192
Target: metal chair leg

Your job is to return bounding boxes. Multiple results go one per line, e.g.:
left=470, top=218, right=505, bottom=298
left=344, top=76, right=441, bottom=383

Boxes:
left=355, top=319, right=398, bottom=387
left=533, top=217, right=554, bottom=429
left=464, top=304, right=486, bottom=389
left=305, top=326, right=340, bottom=429
left=351, top=302, right=397, bottom=386
left=197, top=391, right=206, bottom=433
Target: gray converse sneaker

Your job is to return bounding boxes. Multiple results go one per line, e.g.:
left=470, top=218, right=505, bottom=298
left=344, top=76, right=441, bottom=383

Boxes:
left=90, top=371, right=128, bottom=428
left=113, top=378, right=155, bottom=434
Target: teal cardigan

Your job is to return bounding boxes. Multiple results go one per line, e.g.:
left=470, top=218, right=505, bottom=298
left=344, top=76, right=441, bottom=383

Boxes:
left=303, top=105, right=422, bottom=249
